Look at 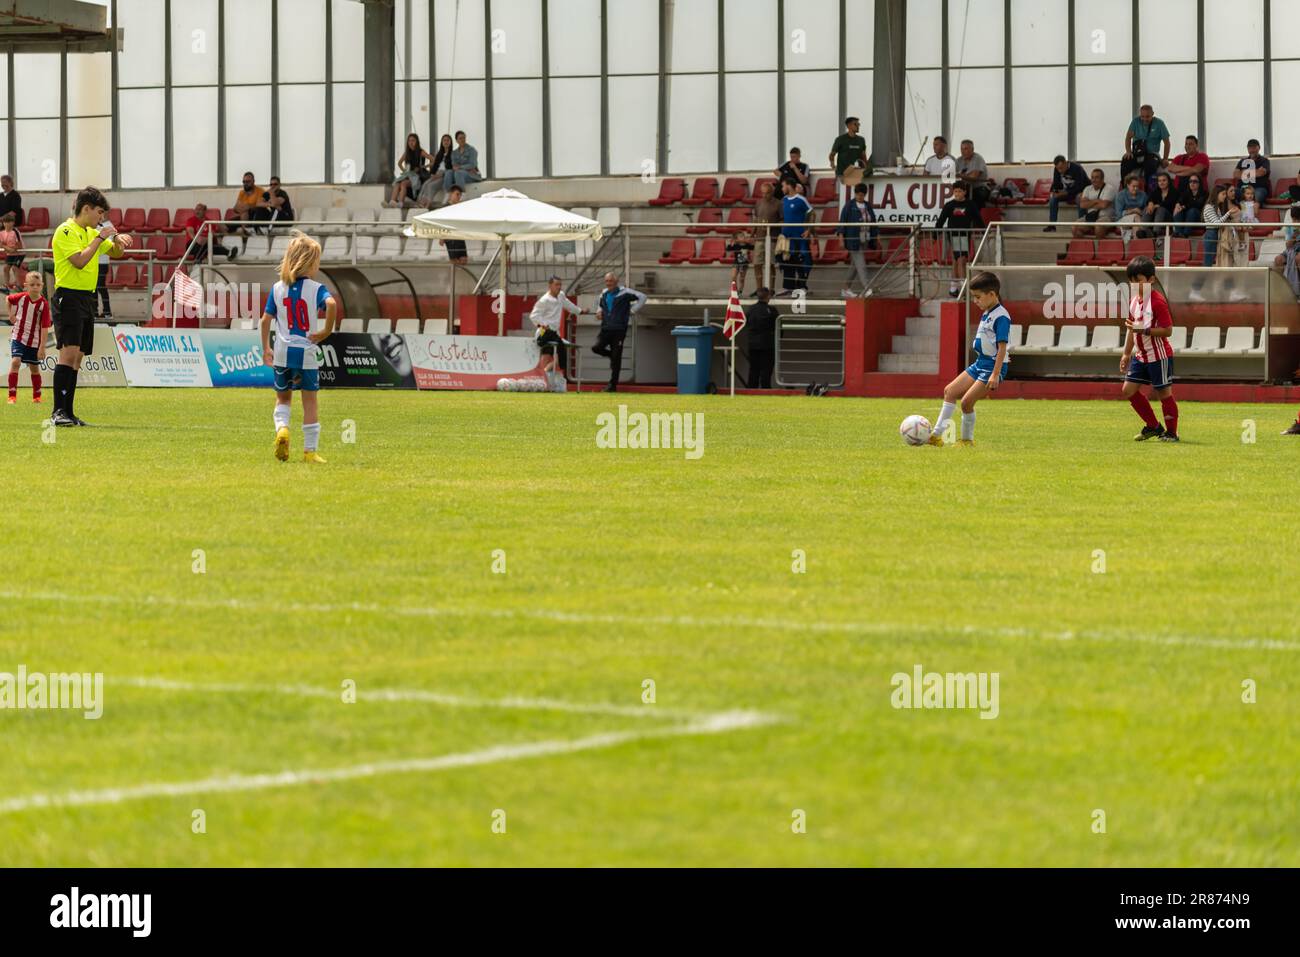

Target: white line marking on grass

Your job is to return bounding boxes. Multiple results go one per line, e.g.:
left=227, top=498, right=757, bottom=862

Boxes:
left=4, top=588, right=1298, bottom=654
left=116, top=675, right=695, bottom=720
left=0, top=711, right=774, bottom=816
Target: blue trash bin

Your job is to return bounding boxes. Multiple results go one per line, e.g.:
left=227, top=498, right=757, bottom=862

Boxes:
left=670, top=325, right=716, bottom=394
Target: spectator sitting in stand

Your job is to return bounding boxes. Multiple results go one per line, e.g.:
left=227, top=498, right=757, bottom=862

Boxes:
left=1161, top=134, right=1210, bottom=190
left=1234, top=138, right=1271, bottom=203
left=774, top=148, right=810, bottom=191
left=414, top=134, right=456, bottom=208
left=441, top=131, right=482, bottom=193
left=386, top=133, right=433, bottom=208
left=1043, top=154, right=1088, bottom=232
left=231, top=171, right=273, bottom=235
left=1139, top=171, right=1178, bottom=239
left=923, top=135, right=957, bottom=180
left=1173, top=173, right=1208, bottom=238
left=184, top=204, right=238, bottom=262
left=1072, top=168, right=1116, bottom=239
left=956, top=139, right=995, bottom=206
left=1114, top=175, right=1148, bottom=241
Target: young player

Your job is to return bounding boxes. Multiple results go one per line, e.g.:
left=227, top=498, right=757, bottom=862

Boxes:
left=7, top=271, right=50, bottom=404
left=259, top=232, right=337, bottom=463
left=1120, top=255, right=1180, bottom=442
left=929, top=270, right=1009, bottom=446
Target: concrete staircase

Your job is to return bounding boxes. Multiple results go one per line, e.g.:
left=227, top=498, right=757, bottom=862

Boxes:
left=877, top=298, right=942, bottom=374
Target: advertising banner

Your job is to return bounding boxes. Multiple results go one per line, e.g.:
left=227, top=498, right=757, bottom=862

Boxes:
left=856, top=175, right=953, bottom=224
left=315, top=333, right=417, bottom=389
left=405, top=334, right=546, bottom=390
left=114, top=328, right=212, bottom=387
left=201, top=330, right=276, bottom=387
left=17, top=323, right=127, bottom=388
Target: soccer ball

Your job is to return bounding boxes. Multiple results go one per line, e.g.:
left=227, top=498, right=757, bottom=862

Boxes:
left=899, top=414, right=932, bottom=446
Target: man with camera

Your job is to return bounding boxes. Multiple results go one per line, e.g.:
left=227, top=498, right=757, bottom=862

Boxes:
left=1121, top=104, right=1170, bottom=189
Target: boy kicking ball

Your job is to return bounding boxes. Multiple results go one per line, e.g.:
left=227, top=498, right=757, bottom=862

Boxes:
left=258, top=232, right=337, bottom=463
left=929, top=270, right=1010, bottom=446
left=7, top=272, right=51, bottom=405
left=1120, top=255, right=1180, bottom=442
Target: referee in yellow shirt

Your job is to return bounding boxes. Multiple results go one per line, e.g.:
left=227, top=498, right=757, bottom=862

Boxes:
left=50, top=186, right=134, bottom=426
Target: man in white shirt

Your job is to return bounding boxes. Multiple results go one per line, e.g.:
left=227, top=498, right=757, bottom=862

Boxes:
left=923, top=135, right=958, bottom=181
left=530, top=275, right=583, bottom=388
left=1072, top=168, right=1118, bottom=239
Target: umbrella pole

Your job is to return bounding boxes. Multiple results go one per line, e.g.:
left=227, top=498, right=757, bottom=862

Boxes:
left=498, top=237, right=507, bottom=336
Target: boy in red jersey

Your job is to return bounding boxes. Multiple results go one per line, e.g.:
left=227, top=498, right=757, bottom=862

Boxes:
left=7, top=271, right=50, bottom=404
left=1119, top=255, right=1179, bottom=442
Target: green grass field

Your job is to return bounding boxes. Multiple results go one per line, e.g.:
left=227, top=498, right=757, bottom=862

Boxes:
left=2, top=388, right=1298, bottom=866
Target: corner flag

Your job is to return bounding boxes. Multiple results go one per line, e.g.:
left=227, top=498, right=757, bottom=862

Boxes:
left=723, top=281, right=746, bottom=339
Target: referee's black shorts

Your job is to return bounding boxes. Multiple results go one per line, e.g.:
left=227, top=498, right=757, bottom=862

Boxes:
left=52, top=287, right=98, bottom=355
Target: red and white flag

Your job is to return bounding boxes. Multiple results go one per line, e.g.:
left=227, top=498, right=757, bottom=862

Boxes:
left=723, top=280, right=746, bottom=339
left=171, top=266, right=203, bottom=316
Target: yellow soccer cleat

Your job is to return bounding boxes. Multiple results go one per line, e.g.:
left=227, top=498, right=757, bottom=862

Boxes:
left=957, top=439, right=975, bottom=446
left=274, top=426, right=291, bottom=462
left=926, top=433, right=944, bottom=447
left=303, top=450, right=327, bottom=464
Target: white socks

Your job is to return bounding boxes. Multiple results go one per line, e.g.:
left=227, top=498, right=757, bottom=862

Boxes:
left=961, top=411, right=976, bottom=441
left=273, top=404, right=290, bottom=431
left=934, top=401, right=957, bottom=437
left=302, top=422, right=321, bottom=452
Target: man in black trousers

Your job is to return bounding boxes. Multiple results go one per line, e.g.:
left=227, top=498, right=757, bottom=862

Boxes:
left=745, top=287, right=779, bottom=389
left=592, top=272, right=646, bottom=392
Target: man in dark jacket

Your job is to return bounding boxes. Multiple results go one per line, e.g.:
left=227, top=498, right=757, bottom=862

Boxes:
left=839, top=183, right=878, bottom=297
left=592, top=272, right=647, bottom=392
left=745, top=288, right=779, bottom=389
left=1044, top=154, right=1088, bottom=232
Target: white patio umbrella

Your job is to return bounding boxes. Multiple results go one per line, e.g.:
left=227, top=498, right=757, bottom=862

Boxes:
left=406, top=188, right=602, bottom=332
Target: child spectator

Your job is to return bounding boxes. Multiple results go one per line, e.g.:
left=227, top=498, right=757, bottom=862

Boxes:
left=0, top=212, right=22, bottom=290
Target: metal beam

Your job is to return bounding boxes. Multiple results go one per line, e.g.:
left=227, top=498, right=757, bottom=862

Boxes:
left=1066, top=0, right=1075, bottom=159
left=163, top=0, right=172, bottom=187
left=776, top=0, right=785, bottom=163
left=216, top=0, right=225, bottom=184
left=717, top=0, right=725, bottom=170
left=484, top=0, right=494, bottom=180
left=270, top=0, right=279, bottom=176
left=601, top=0, right=610, bottom=175
left=363, top=0, right=396, bottom=184
left=110, top=0, right=119, bottom=188
left=871, top=0, right=905, bottom=169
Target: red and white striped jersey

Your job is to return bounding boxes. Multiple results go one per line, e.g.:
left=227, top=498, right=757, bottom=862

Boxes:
left=1130, top=288, right=1174, bottom=363
left=8, top=292, right=50, bottom=349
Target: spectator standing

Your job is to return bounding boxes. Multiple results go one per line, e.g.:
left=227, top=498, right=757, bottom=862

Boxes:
left=441, top=131, right=482, bottom=193
left=387, top=133, right=433, bottom=208
left=744, top=287, right=779, bottom=389
left=775, top=148, right=810, bottom=190
left=923, top=136, right=957, bottom=180
left=726, top=226, right=756, bottom=295
left=1072, top=169, right=1117, bottom=239
left=955, top=140, right=994, bottom=206
left=1172, top=174, right=1208, bottom=238
left=1234, top=139, right=1271, bottom=203
left=94, top=228, right=111, bottom=321
left=438, top=185, right=469, bottom=264
left=828, top=116, right=870, bottom=202
left=838, top=182, right=878, bottom=298
left=752, top=180, right=782, bottom=289
left=934, top=181, right=980, bottom=297
left=1162, top=134, right=1209, bottom=189
left=1201, top=183, right=1241, bottom=266
left=0, top=175, right=23, bottom=228
left=591, top=272, right=647, bottom=393
left=1043, top=155, right=1088, bottom=232
left=1122, top=104, right=1170, bottom=187
left=1114, top=175, right=1148, bottom=241
left=777, top=178, right=813, bottom=295
left=0, top=212, right=22, bottom=290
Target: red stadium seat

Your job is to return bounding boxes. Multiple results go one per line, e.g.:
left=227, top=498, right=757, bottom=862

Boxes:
left=108, top=264, right=140, bottom=289
left=815, top=206, right=839, bottom=236
left=1167, top=237, right=1192, bottom=265
left=916, top=235, right=950, bottom=265
left=681, top=178, right=719, bottom=206
left=131, top=234, right=167, bottom=262
left=1127, top=238, right=1156, bottom=260
left=223, top=208, right=239, bottom=223
left=648, top=177, right=686, bottom=207
left=204, top=208, right=222, bottom=222
left=809, top=178, right=839, bottom=206
left=122, top=208, right=147, bottom=232
left=722, top=207, right=753, bottom=234
left=1086, top=238, right=1125, bottom=265
left=1058, top=239, right=1095, bottom=265
left=1249, top=207, right=1280, bottom=237
left=165, top=235, right=189, bottom=259
left=1022, top=179, right=1051, bottom=205
left=1266, top=178, right=1295, bottom=207
left=714, top=177, right=749, bottom=207
left=687, top=208, right=722, bottom=235
left=659, top=238, right=695, bottom=264
left=816, top=237, right=849, bottom=264
left=741, top=176, right=778, bottom=206
left=107, top=207, right=124, bottom=228
left=1003, top=177, right=1030, bottom=203
left=689, top=238, right=727, bottom=263
left=144, top=208, right=171, bottom=233
left=17, top=207, right=49, bottom=233
left=166, top=209, right=192, bottom=233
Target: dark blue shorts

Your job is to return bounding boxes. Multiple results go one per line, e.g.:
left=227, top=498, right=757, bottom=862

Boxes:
left=273, top=366, right=320, bottom=392
left=9, top=340, right=38, bottom=364
left=1126, top=356, right=1174, bottom=390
